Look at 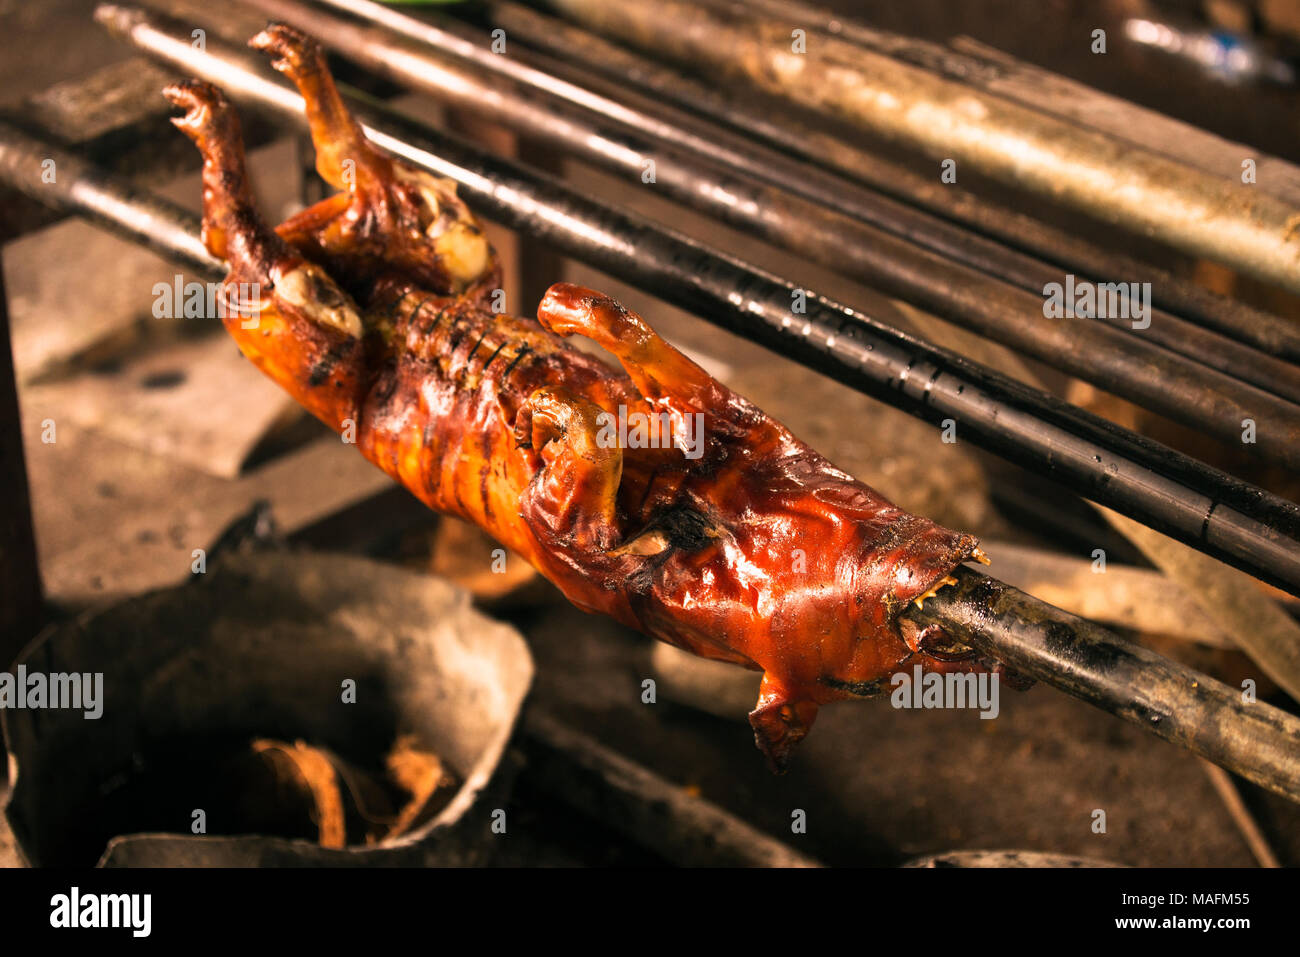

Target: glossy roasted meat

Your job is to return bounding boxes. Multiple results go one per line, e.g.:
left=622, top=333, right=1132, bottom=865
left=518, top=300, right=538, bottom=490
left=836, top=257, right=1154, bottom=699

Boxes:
left=165, top=24, right=1006, bottom=771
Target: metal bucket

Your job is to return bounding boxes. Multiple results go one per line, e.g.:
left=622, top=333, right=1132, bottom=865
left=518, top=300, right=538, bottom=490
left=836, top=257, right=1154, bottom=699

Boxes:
left=3, top=550, right=533, bottom=866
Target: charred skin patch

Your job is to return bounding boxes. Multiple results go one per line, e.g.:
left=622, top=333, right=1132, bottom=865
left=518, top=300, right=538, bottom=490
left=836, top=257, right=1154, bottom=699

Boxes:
left=501, top=345, right=532, bottom=380
left=477, top=425, right=495, bottom=523
left=306, top=339, right=355, bottom=387
left=621, top=504, right=722, bottom=595
left=819, top=676, right=886, bottom=698
left=656, top=504, right=719, bottom=552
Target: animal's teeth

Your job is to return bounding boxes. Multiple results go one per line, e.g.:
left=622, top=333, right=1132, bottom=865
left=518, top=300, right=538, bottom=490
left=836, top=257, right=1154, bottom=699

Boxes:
left=912, top=574, right=959, bottom=609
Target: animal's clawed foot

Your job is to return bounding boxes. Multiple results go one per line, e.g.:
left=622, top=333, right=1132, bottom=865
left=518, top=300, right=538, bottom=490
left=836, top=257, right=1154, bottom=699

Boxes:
left=514, top=387, right=603, bottom=454
left=249, top=22, right=324, bottom=79
left=162, top=79, right=236, bottom=144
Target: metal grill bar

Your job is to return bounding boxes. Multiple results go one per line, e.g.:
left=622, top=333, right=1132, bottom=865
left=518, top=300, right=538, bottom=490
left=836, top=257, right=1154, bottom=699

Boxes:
left=484, top=0, right=1300, bottom=363
left=541, top=0, right=1300, bottom=295
left=0, top=125, right=218, bottom=278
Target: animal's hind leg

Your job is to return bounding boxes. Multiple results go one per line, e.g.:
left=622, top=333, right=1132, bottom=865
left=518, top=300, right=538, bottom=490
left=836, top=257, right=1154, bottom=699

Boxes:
left=250, top=24, right=393, bottom=197
left=749, top=673, right=820, bottom=774
left=252, top=23, right=501, bottom=302
left=514, top=387, right=622, bottom=552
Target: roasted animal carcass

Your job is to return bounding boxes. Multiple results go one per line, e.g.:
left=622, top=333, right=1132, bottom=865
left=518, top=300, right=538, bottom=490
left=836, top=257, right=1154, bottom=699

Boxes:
left=165, top=24, right=1010, bottom=771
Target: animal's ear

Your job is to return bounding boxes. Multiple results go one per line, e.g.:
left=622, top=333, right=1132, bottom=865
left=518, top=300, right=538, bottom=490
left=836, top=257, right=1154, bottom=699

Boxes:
left=749, top=674, right=819, bottom=773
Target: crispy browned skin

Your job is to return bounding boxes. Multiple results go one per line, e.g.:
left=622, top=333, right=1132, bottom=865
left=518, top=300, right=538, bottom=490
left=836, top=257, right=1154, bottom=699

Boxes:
left=165, top=25, right=1007, bottom=770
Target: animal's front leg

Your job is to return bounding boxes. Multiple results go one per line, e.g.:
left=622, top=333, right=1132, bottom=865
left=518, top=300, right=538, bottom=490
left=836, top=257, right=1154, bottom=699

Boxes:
left=537, top=283, right=735, bottom=420
left=514, top=387, right=623, bottom=552
left=750, top=673, right=820, bottom=774
left=163, top=80, right=287, bottom=281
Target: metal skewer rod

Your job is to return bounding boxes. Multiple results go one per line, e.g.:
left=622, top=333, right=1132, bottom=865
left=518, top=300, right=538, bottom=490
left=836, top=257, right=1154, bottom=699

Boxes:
left=237, top=0, right=1300, bottom=428
left=484, top=0, right=1300, bottom=363
left=5, top=126, right=1296, bottom=805
left=85, top=5, right=1300, bottom=597
left=902, top=567, right=1300, bottom=804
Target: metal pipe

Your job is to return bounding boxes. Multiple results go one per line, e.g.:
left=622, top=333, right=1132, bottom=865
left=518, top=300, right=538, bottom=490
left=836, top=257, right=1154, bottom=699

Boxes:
left=8, top=125, right=1297, bottom=811
left=489, top=0, right=1300, bottom=363
left=745, top=0, right=1298, bottom=168
left=903, top=566, right=1300, bottom=804
left=542, top=0, right=1300, bottom=296
left=0, top=124, right=219, bottom=279
left=87, top=5, right=1300, bottom=597
left=268, top=0, right=1300, bottom=422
